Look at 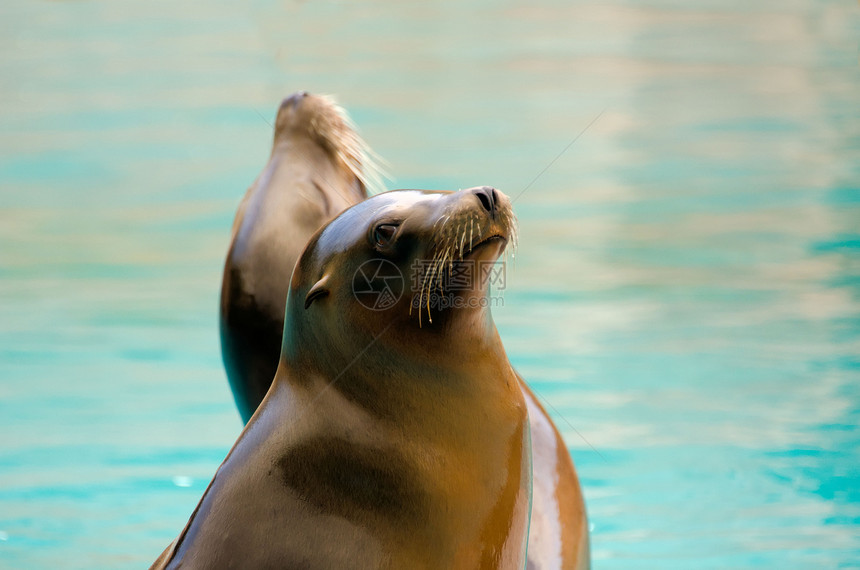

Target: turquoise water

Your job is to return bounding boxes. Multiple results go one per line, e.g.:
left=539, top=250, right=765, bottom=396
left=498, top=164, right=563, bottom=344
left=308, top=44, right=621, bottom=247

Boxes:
left=2, top=1, right=859, bottom=568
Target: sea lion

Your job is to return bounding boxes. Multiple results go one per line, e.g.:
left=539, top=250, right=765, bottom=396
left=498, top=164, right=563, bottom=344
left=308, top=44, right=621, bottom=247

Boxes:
left=153, top=187, right=588, bottom=569
left=220, top=91, right=381, bottom=422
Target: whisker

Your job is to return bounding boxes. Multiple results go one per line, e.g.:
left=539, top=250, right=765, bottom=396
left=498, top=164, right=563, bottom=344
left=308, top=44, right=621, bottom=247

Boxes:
left=418, top=250, right=441, bottom=327
left=469, top=219, right=474, bottom=251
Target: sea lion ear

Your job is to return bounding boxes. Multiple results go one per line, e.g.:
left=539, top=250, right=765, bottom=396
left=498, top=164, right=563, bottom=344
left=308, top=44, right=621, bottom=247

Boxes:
left=304, top=274, right=330, bottom=309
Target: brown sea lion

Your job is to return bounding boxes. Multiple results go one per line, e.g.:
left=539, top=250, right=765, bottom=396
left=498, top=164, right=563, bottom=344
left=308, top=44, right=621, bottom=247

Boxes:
left=220, top=91, right=381, bottom=422
left=153, top=187, right=588, bottom=569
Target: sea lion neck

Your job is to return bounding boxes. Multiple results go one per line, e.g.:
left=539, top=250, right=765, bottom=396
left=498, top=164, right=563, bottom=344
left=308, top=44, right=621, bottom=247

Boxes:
left=269, top=136, right=331, bottom=168
left=274, top=307, right=514, bottom=418
left=270, top=137, right=365, bottom=201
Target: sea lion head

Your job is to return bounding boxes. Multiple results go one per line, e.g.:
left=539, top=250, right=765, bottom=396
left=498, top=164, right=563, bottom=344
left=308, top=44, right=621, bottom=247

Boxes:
left=281, top=187, right=516, bottom=372
left=273, top=91, right=381, bottom=193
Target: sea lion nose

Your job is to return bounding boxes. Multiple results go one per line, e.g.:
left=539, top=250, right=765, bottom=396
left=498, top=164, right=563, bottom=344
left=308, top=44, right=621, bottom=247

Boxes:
left=471, top=186, right=498, bottom=217
left=282, top=91, right=309, bottom=109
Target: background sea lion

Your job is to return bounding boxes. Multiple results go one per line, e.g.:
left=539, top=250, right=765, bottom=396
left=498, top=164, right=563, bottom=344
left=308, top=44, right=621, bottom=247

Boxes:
left=220, top=91, right=381, bottom=422
left=153, top=188, right=588, bottom=569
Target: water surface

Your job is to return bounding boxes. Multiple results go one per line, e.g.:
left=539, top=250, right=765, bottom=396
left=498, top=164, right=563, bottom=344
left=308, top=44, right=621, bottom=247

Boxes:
left=1, top=1, right=858, bottom=568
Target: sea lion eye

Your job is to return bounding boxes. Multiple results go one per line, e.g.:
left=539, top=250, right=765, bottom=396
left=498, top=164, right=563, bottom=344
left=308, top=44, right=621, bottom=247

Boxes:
left=373, top=223, right=399, bottom=248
